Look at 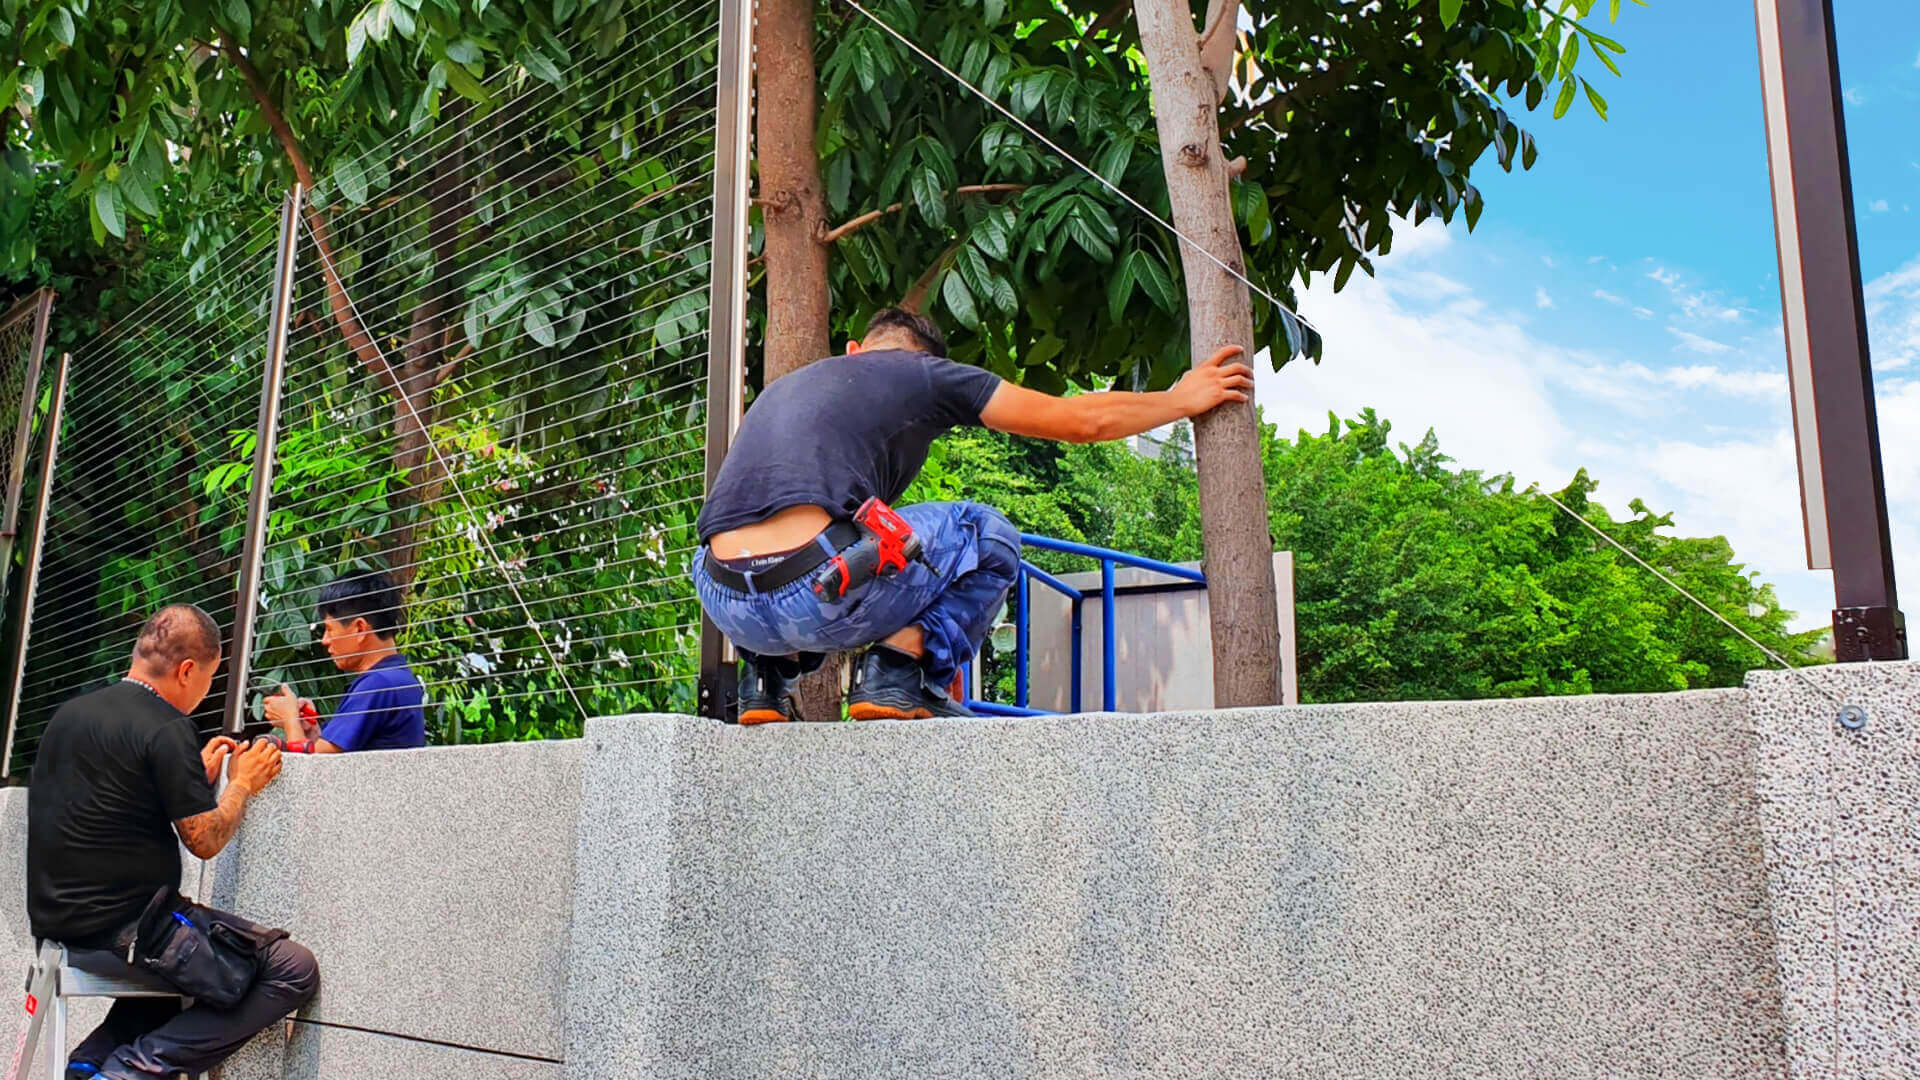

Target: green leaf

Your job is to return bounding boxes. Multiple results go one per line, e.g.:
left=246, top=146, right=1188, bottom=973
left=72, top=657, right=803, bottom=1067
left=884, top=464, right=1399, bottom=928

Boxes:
left=1106, top=250, right=1137, bottom=321
left=983, top=0, right=1004, bottom=25
left=1559, top=34, right=1579, bottom=76
left=826, top=154, right=852, bottom=214
left=118, top=168, right=158, bottom=217
left=1093, top=139, right=1133, bottom=186
left=347, top=14, right=370, bottom=63
left=1583, top=79, right=1609, bottom=120
left=524, top=305, right=556, bottom=347
left=219, top=0, right=251, bottom=43
left=332, top=155, right=368, bottom=205
left=1552, top=77, right=1577, bottom=120
left=517, top=44, right=563, bottom=87
left=1521, top=130, right=1538, bottom=169
left=1135, top=251, right=1177, bottom=314
left=1437, top=0, right=1462, bottom=28
left=985, top=273, right=1016, bottom=318
left=444, top=37, right=481, bottom=64
left=93, top=183, right=124, bottom=239
left=49, top=6, right=74, bottom=45
left=1610, top=0, right=1621, bottom=18
left=1525, top=76, right=1545, bottom=111
left=942, top=271, right=980, bottom=331
left=1593, top=45, right=1620, bottom=77
left=973, top=210, right=1010, bottom=261
left=911, top=168, right=945, bottom=228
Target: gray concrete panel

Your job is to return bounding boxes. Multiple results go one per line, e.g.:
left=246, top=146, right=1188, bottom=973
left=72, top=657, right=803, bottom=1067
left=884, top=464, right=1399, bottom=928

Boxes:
left=1747, top=660, right=1920, bottom=1079
left=206, top=739, right=582, bottom=1061
left=571, top=694, right=1788, bottom=1079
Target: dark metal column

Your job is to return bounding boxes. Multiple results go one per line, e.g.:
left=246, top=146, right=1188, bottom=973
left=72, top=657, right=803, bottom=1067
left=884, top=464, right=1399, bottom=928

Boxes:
left=222, top=186, right=306, bottom=735
left=1755, top=0, right=1906, bottom=660
left=698, top=0, right=753, bottom=721
left=2, top=351, right=70, bottom=780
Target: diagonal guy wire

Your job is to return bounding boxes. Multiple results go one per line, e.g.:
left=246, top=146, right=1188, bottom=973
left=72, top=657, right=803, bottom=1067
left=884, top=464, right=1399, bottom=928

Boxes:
left=842, top=0, right=1322, bottom=345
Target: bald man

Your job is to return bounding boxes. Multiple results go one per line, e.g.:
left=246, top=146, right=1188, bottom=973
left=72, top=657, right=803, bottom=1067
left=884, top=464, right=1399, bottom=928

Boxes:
left=27, top=604, right=319, bottom=1080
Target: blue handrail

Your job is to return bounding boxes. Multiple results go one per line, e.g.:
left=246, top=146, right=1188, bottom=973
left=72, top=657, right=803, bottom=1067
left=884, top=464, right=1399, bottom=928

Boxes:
left=961, top=534, right=1204, bottom=715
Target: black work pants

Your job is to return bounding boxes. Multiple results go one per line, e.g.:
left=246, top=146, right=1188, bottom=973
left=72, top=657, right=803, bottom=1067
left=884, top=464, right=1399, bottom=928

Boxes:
left=68, top=905, right=319, bottom=1079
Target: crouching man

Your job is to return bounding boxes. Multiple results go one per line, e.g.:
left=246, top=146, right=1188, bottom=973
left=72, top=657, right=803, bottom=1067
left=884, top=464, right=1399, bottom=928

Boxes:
left=27, top=605, right=319, bottom=1079
left=693, top=307, right=1252, bottom=722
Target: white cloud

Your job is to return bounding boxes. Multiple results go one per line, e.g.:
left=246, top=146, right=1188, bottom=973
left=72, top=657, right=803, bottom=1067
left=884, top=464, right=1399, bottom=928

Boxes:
left=1869, top=199, right=1890, bottom=213
left=1535, top=286, right=1555, bottom=309
left=1541, top=255, right=1556, bottom=268
left=1587, top=255, right=1606, bottom=265
left=1669, top=327, right=1734, bottom=355
left=1648, top=264, right=1744, bottom=323
left=1262, top=224, right=1570, bottom=488
left=1594, top=288, right=1626, bottom=305
left=1844, top=86, right=1866, bottom=106
left=1865, top=254, right=1920, bottom=369
left=1633, top=306, right=1656, bottom=320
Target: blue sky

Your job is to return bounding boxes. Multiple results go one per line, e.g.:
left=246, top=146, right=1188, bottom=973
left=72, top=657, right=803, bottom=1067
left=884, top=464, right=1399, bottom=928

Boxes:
left=1254, top=0, right=1920, bottom=633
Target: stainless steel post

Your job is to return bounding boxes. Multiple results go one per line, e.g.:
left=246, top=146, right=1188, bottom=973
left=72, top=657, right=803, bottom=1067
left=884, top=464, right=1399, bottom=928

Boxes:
left=222, top=185, right=306, bottom=735
left=697, top=0, right=753, bottom=721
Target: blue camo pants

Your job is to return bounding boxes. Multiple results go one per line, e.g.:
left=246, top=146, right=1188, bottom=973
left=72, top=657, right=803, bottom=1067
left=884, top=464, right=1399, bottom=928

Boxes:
left=692, top=501, right=1022, bottom=687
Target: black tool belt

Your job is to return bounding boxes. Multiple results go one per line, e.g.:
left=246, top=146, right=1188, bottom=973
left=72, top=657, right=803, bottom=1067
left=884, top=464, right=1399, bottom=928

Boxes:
left=703, top=520, right=862, bottom=595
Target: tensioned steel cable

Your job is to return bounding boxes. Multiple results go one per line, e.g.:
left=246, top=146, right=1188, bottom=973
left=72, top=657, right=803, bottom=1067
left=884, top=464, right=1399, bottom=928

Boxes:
left=298, top=214, right=593, bottom=723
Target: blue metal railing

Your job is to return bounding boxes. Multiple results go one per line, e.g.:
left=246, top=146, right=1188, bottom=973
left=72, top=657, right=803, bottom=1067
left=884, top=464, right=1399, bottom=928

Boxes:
left=962, top=534, right=1204, bottom=716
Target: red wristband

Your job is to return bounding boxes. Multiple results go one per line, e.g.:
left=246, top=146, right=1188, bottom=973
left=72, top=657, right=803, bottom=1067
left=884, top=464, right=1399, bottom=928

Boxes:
left=286, top=739, right=314, bottom=754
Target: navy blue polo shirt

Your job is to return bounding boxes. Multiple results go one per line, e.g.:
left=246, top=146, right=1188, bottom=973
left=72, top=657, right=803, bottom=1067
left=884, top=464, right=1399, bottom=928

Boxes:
left=324, top=654, right=426, bottom=752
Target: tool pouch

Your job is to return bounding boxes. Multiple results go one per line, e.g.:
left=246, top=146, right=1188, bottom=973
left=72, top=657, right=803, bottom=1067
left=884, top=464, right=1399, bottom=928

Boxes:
left=129, top=887, right=282, bottom=1009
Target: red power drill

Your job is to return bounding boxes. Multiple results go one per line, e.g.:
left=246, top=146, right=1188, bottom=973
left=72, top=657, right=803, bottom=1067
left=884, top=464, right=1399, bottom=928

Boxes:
left=813, top=497, right=931, bottom=601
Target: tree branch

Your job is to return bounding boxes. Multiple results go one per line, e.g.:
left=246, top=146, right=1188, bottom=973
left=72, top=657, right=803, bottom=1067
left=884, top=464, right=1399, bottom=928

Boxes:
left=217, top=36, right=396, bottom=394
left=818, top=184, right=1026, bottom=245
left=900, top=242, right=964, bottom=315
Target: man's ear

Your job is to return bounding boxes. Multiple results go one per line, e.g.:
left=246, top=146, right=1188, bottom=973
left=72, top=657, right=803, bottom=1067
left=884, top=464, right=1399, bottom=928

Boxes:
left=845, top=339, right=863, bottom=355
left=174, top=657, right=196, bottom=684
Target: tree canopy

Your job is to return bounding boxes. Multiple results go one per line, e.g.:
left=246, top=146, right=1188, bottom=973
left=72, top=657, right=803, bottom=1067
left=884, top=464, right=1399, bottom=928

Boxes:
left=908, top=410, right=1823, bottom=704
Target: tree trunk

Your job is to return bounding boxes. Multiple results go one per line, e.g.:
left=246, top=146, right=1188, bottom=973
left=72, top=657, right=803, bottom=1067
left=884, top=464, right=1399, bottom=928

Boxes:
left=755, top=0, right=842, bottom=719
left=1133, top=0, right=1283, bottom=707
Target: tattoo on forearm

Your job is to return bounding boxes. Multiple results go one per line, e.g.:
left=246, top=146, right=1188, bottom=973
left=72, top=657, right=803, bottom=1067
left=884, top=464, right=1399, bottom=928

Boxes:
left=175, top=784, right=251, bottom=858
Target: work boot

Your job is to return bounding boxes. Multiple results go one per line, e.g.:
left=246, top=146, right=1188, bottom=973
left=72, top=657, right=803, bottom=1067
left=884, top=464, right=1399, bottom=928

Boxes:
left=846, top=646, right=974, bottom=720
left=736, top=657, right=798, bottom=725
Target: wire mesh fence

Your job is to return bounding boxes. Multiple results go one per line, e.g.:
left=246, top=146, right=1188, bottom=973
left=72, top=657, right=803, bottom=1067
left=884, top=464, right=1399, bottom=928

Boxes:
left=0, top=292, right=51, bottom=558
left=1, top=0, right=741, bottom=770
left=248, top=7, right=723, bottom=743
left=5, top=221, right=285, bottom=776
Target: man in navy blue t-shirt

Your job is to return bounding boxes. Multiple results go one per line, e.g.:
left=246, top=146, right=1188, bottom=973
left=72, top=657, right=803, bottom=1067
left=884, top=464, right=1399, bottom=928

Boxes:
left=265, top=570, right=426, bottom=753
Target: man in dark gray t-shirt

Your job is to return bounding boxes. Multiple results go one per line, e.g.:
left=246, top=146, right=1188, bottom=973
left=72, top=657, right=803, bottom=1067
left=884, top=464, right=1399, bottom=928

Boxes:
left=692, top=307, right=1253, bottom=722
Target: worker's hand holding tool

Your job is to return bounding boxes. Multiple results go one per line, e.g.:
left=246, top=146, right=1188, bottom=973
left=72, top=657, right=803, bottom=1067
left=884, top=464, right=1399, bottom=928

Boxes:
left=228, top=737, right=284, bottom=796
left=1170, top=345, right=1255, bottom=417
left=263, top=684, right=318, bottom=738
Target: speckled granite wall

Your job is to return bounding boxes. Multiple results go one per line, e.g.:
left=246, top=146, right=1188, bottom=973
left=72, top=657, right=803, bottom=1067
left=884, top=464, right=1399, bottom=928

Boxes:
left=12, top=669, right=1910, bottom=1079
left=1746, top=660, right=1920, bottom=1080
left=569, top=694, right=1790, bottom=1079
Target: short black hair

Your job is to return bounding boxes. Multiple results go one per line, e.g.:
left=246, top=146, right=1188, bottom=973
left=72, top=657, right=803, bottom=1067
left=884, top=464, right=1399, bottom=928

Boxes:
left=865, top=307, right=947, bottom=357
left=317, top=569, right=404, bottom=639
left=132, top=604, right=222, bottom=674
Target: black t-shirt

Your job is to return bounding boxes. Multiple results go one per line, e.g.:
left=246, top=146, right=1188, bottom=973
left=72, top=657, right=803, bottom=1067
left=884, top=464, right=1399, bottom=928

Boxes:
left=697, top=350, right=1003, bottom=540
left=26, top=681, right=218, bottom=943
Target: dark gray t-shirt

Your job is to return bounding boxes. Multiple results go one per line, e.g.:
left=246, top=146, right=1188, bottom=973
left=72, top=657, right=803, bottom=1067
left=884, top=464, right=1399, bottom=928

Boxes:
left=698, top=350, right=1002, bottom=541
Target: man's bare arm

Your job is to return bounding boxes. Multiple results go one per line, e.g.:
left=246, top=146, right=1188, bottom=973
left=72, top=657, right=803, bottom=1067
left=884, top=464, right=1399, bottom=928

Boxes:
left=980, top=345, right=1252, bottom=444
left=175, top=782, right=255, bottom=860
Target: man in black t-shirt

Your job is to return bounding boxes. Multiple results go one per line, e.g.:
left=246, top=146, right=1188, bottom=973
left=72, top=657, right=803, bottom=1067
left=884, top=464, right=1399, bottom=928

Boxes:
left=27, top=604, right=319, bottom=1080
left=693, top=308, right=1252, bottom=722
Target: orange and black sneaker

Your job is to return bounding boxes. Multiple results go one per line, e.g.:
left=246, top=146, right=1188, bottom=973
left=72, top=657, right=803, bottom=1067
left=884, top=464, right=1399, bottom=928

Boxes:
left=736, top=658, right=798, bottom=725
left=846, top=646, right=973, bottom=721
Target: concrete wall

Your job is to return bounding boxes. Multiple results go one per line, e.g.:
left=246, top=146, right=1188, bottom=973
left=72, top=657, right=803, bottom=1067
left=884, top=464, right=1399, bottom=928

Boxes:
left=5, top=667, right=1916, bottom=1078
left=1746, top=660, right=1920, bottom=1080
left=569, top=695, right=1788, bottom=1079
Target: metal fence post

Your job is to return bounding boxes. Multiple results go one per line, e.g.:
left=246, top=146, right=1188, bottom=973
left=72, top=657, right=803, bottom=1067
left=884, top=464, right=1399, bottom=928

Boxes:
left=2, top=351, right=70, bottom=780
left=0, top=290, right=53, bottom=562
left=222, top=185, right=305, bottom=736
left=697, top=0, right=753, bottom=722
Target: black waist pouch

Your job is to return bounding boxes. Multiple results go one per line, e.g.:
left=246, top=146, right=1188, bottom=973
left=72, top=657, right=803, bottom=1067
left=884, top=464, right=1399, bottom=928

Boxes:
left=129, top=888, right=278, bottom=1010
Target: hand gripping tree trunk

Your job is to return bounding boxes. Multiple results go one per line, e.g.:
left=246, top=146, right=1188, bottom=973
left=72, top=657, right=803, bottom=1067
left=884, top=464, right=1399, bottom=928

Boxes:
left=1133, top=0, right=1284, bottom=707
left=756, top=0, right=843, bottom=719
